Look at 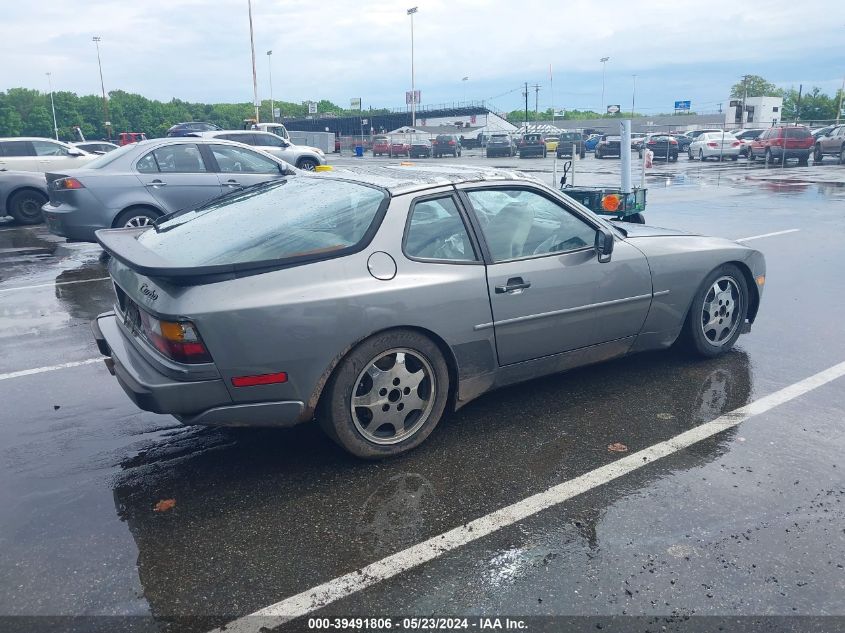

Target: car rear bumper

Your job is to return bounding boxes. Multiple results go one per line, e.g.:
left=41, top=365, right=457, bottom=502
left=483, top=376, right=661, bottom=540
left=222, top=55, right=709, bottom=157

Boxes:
left=42, top=198, right=109, bottom=242
left=519, top=147, right=545, bottom=156
left=93, top=312, right=306, bottom=427
left=770, top=147, right=811, bottom=159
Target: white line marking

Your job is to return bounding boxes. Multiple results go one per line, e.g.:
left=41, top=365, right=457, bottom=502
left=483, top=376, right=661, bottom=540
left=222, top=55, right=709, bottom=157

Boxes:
left=0, top=277, right=110, bottom=293
left=735, top=228, right=799, bottom=242
left=213, top=360, right=845, bottom=632
left=0, top=358, right=102, bottom=382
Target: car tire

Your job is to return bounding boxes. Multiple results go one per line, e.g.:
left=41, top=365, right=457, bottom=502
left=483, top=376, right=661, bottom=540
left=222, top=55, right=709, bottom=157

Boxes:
left=839, top=146, right=845, bottom=165
left=318, top=329, right=450, bottom=459
left=814, top=146, right=823, bottom=163
left=765, top=148, right=773, bottom=165
left=595, top=151, right=602, bottom=159
left=580, top=150, right=586, bottom=159
left=681, top=264, right=749, bottom=358
left=297, top=158, right=319, bottom=171
left=747, top=148, right=755, bottom=161
left=670, top=153, right=678, bottom=162
left=114, top=206, right=160, bottom=229
left=699, top=149, right=705, bottom=162
left=624, top=213, right=645, bottom=224
left=8, top=189, right=47, bottom=225
left=688, top=148, right=694, bottom=160
left=731, top=155, right=738, bottom=161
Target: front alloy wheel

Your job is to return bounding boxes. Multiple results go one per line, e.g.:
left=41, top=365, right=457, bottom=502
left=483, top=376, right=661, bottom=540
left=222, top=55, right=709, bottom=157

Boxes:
left=124, top=215, right=154, bottom=228
left=682, top=265, right=748, bottom=357
left=700, top=277, right=742, bottom=346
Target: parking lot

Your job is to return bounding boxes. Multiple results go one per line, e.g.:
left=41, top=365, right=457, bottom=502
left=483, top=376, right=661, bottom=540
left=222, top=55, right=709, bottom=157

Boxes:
left=1, top=152, right=844, bottom=632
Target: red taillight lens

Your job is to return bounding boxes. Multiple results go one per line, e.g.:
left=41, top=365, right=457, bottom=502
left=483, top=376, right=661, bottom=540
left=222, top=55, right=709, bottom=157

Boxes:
left=670, top=140, right=678, bottom=145
left=232, top=372, right=288, bottom=387
left=731, top=141, right=740, bottom=147
left=138, top=311, right=212, bottom=364
left=55, top=177, right=85, bottom=190
left=448, top=140, right=455, bottom=145
left=707, top=142, right=718, bottom=148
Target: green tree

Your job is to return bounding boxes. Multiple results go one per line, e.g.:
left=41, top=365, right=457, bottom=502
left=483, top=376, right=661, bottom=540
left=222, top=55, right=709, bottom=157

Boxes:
left=730, top=75, right=782, bottom=99
left=782, top=87, right=838, bottom=121
left=0, top=106, right=23, bottom=136
left=22, top=105, right=53, bottom=137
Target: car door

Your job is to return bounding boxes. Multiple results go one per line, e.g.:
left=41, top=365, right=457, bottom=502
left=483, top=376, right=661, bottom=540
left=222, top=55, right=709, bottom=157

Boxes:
left=134, top=143, right=223, bottom=213
left=206, top=143, right=286, bottom=189
left=0, top=140, right=38, bottom=171
left=30, top=139, right=78, bottom=171
left=460, top=184, right=653, bottom=366
left=821, top=126, right=842, bottom=154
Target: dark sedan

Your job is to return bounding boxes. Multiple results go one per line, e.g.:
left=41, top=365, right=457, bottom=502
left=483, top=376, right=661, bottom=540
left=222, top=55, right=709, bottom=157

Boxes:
left=0, top=170, right=48, bottom=224
left=485, top=134, right=516, bottom=157
left=409, top=140, right=432, bottom=158
left=595, top=135, right=622, bottom=159
left=640, top=135, right=679, bottom=161
left=518, top=133, right=547, bottom=158
left=166, top=122, right=222, bottom=137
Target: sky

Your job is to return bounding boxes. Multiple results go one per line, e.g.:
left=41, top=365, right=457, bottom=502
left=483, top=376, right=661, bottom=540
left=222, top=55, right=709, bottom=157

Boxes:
left=3, top=0, right=843, bottom=116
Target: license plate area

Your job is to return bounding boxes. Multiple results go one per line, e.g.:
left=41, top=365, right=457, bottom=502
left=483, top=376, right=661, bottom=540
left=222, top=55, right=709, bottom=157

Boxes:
left=123, top=298, right=142, bottom=335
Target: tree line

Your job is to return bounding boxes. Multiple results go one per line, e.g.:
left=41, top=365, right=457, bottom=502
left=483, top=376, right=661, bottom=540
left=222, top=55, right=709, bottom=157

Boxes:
left=1, top=76, right=841, bottom=141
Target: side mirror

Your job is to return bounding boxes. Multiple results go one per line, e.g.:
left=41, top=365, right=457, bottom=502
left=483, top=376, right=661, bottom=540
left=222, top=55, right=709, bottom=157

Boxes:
left=595, top=227, right=614, bottom=263
left=67, top=148, right=85, bottom=157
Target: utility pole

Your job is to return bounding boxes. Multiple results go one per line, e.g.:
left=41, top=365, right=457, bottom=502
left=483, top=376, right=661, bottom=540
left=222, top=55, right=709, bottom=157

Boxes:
left=524, top=82, right=529, bottom=127
left=795, top=84, right=802, bottom=123
left=266, top=50, right=274, bottom=123
left=92, top=37, right=111, bottom=139
left=408, top=7, right=418, bottom=127
left=718, top=102, right=722, bottom=114
left=600, top=56, right=609, bottom=115
left=532, top=84, right=541, bottom=117
left=46, top=72, right=58, bottom=140
left=631, top=74, right=637, bottom=117
left=741, top=74, right=751, bottom=129
left=247, top=0, right=260, bottom=124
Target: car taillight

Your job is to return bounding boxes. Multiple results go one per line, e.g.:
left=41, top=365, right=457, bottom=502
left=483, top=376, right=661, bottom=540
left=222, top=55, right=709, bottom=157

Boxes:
left=139, top=311, right=212, bottom=364
left=707, top=142, right=718, bottom=148
left=448, top=140, right=455, bottom=145
left=54, top=177, right=85, bottom=190
left=731, top=141, right=740, bottom=147
left=670, top=140, right=678, bottom=145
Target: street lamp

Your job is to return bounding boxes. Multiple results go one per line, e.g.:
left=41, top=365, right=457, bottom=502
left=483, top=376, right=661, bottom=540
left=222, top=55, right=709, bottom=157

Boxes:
left=600, top=56, right=609, bottom=115
left=46, top=72, right=58, bottom=140
left=462, top=76, right=469, bottom=104
left=407, top=6, right=418, bottom=127
left=92, top=36, right=111, bottom=138
left=631, top=74, right=637, bottom=117
left=247, top=0, right=260, bottom=124
left=267, top=50, right=274, bottom=123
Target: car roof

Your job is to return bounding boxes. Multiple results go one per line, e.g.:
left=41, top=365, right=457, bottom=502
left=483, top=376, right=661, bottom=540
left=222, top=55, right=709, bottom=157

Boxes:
left=0, top=137, right=69, bottom=143
left=314, top=164, right=543, bottom=195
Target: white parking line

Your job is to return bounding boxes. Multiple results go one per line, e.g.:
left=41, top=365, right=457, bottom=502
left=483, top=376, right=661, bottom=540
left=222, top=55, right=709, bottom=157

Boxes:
left=736, top=229, right=800, bottom=242
left=0, top=277, right=111, bottom=293
left=212, top=360, right=845, bottom=632
left=0, top=358, right=101, bottom=382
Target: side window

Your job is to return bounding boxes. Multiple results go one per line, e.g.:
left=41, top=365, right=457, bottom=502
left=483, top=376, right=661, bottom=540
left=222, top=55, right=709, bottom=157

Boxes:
left=258, top=134, right=284, bottom=147
left=136, top=144, right=206, bottom=174
left=2, top=141, right=35, bottom=157
left=154, top=144, right=207, bottom=173
left=209, top=144, right=280, bottom=174
left=404, top=196, right=476, bottom=262
left=467, top=189, right=596, bottom=263
left=136, top=152, right=159, bottom=173
left=219, top=133, right=254, bottom=145
left=32, top=140, right=69, bottom=156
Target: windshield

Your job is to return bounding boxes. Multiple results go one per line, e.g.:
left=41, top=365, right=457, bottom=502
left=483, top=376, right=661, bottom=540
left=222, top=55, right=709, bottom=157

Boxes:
left=560, top=133, right=580, bottom=141
left=138, top=177, right=387, bottom=266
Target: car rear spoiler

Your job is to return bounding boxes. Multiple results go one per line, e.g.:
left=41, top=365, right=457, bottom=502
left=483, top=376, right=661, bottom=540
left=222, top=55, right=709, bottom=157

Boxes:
left=95, top=227, right=345, bottom=286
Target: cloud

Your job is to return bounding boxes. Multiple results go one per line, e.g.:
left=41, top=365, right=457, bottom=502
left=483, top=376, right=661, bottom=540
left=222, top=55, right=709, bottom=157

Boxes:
left=2, top=0, right=842, bottom=114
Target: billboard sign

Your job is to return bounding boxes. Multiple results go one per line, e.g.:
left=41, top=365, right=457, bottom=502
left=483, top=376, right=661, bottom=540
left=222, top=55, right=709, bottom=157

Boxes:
left=308, top=101, right=317, bottom=114
left=606, top=104, right=621, bottom=114
left=405, top=90, right=421, bottom=105
left=350, top=98, right=362, bottom=110
left=674, top=100, right=691, bottom=110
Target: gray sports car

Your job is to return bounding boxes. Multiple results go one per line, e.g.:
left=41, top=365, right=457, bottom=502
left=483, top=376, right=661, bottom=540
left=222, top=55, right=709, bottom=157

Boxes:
left=93, top=165, right=765, bottom=458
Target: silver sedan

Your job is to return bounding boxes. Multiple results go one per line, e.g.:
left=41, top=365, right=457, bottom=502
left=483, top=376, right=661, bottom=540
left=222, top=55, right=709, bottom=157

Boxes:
left=93, top=165, right=765, bottom=459
left=42, top=138, right=295, bottom=242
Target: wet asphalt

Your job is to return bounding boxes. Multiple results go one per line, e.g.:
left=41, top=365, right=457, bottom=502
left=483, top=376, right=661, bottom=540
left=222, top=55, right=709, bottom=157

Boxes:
left=1, top=151, right=844, bottom=633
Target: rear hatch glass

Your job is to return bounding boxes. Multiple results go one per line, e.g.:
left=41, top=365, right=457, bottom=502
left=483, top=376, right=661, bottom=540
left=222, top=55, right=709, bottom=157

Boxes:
left=137, top=178, right=386, bottom=267
left=784, top=128, right=811, bottom=139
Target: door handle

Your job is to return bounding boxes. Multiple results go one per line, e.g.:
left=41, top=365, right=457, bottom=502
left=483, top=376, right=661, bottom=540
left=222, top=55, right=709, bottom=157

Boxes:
left=495, top=278, right=531, bottom=294
left=145, top=180, right=166, bottom=187
left=223, top=180, right=242, bottom=187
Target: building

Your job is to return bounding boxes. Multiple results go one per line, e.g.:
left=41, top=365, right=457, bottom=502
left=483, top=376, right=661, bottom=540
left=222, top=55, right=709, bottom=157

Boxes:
left=725, top=96, right=783, bottom=129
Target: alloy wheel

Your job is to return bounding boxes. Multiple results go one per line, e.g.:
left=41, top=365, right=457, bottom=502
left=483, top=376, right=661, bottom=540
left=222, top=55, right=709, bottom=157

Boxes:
left=124, top=215, right=154, bottom=228
left=700, top=276, right=741, bottom=346
left=350, top=348, right=436, bottom=445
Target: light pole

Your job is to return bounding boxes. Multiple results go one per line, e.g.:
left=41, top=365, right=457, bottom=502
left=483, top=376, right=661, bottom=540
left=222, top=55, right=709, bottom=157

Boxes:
left=247, top=0, right=260, bottom=124
left=600, top=56, right=609, bottom=115
left=266, top=50, right=274, bottom=123
left=631, top=74, right=637, bottom=117
left=92, top=36, right=111, bottom=139
left=408, top=6, right=418, bottom=127
left=837, top=74, right=844, bottom=125
left=462, top=76, right=469, bottom=104
left=46, top=72, right=58, bottom=140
